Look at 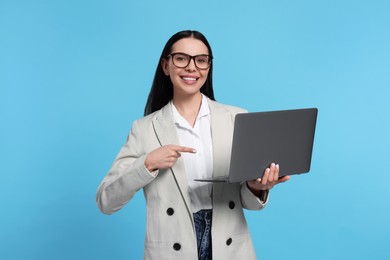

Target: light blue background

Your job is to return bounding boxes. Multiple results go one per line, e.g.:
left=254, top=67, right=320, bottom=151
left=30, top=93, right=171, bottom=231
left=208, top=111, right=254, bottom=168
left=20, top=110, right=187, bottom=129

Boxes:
left=1, top=0, right=389, bottom=259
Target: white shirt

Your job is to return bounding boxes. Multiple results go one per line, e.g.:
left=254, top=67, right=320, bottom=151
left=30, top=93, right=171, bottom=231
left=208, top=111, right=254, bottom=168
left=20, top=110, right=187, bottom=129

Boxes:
left=170, top=95, right=213, bottom=213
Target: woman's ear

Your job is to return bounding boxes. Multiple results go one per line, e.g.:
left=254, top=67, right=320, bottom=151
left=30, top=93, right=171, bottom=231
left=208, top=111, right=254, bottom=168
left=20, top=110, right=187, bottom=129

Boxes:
left=161, top=58, right=170, bottom=76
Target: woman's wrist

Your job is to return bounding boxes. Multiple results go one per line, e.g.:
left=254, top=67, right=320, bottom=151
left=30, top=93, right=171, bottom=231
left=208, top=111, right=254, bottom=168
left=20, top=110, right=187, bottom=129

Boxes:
left=247, top=182, right=268, bottom=201
left=144, top=156, right=156, bottom=172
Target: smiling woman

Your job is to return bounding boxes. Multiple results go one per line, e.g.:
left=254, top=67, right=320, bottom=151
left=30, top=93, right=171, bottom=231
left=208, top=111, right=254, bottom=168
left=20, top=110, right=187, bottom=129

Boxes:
left=161, top=38, right=211, bottom=108
left=96, top=30, right=289, bottom=260
left=143, top=30, right=216, bottom=117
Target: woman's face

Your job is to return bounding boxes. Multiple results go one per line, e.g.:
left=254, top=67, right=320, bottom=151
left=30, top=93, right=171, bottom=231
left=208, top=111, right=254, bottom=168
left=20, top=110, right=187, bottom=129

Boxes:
left=162, top=37, right=210, bottom=98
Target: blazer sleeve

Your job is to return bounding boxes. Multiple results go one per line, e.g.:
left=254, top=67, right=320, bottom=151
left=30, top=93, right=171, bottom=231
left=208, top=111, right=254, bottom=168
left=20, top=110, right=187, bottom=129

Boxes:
left=240, top=183, right=269, bottom=210
left=96, top=120, right=158, bottom=214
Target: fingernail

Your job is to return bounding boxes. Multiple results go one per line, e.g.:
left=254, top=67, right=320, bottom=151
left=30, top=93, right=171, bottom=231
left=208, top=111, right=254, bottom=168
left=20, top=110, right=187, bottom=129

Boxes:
left=276, top=164, right=279, bottom=169
left=192, top=149, right=197, bottom=153
left=266, top=168, right=270, bottom=172
left=271, top=163, right=275, bottom=168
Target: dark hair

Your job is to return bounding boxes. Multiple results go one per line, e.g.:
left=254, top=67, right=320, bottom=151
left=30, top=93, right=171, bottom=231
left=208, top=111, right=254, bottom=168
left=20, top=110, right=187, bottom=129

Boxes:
left=144, top=30, right=215, bottom=116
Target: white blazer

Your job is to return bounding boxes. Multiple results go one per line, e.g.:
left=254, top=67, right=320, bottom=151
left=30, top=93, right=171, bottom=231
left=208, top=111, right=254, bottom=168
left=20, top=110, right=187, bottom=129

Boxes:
left=96, top=98, right=268, bottom=260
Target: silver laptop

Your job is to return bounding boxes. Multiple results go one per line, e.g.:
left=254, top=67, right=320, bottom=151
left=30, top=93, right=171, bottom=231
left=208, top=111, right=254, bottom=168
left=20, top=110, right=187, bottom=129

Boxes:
left=195, top=108, right=318, bottom=183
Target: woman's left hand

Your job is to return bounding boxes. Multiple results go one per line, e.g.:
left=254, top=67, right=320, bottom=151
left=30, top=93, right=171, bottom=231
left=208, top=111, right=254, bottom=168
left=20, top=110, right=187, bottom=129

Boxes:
left=247, top=163, right=290, bottom=194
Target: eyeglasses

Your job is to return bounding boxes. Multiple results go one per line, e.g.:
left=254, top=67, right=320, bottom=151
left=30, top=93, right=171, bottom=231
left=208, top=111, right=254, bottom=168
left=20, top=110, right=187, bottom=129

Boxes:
left=167, top=52, right=212, bottom=70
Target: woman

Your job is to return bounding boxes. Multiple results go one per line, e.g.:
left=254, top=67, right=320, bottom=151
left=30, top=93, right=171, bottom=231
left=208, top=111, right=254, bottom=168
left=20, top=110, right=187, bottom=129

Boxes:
left=96, top=30, right=289, bottom=260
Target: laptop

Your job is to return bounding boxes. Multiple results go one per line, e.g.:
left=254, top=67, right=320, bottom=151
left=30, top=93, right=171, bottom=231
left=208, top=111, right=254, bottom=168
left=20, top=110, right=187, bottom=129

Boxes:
left=194, top=108, right=318, bottom=183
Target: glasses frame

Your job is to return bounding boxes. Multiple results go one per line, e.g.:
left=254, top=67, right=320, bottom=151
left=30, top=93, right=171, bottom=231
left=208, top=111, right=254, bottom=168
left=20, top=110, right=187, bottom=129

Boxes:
left=167, top=52, right=213, bottom=70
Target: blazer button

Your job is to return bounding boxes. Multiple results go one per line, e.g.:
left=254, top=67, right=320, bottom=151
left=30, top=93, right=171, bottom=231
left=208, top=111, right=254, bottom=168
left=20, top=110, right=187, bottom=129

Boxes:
left=166, top=208, right=174, bottom=216
left=173, top=243, right=181, bottom=251
left=226, top=238, right=232, bottom=246
left=228, top=201, right=235, bottom=209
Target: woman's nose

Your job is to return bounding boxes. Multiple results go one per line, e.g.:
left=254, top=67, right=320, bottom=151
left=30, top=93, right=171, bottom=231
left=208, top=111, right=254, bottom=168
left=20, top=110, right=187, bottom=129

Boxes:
left=185, top=57, right=197, bottom=71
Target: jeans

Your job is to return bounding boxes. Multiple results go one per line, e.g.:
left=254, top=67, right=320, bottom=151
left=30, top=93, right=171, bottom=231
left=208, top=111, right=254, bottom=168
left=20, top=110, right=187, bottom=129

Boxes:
left=193, top=209, right=213, bottom=260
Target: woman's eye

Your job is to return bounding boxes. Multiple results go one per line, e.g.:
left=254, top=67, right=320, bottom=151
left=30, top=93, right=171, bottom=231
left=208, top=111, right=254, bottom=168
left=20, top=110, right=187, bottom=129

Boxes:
left=175, top=56, right=187, bottom=61
left=196, top=56, right=209, bottom=63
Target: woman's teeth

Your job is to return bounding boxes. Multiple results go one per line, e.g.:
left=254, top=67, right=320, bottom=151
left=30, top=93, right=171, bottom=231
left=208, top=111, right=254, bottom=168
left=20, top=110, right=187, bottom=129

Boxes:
left=182, top=77, right=196, bottom=81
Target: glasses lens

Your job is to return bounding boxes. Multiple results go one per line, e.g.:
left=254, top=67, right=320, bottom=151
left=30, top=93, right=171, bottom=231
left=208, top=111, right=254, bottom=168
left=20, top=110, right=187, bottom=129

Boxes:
left=172, top=53, right=189, bottom=68
left=194, top=55, right=211, bottom=69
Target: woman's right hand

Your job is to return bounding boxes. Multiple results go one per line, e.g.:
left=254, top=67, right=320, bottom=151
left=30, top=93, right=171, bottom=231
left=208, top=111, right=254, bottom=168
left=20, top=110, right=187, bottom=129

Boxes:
left=144, top=145, right=196, bottom=172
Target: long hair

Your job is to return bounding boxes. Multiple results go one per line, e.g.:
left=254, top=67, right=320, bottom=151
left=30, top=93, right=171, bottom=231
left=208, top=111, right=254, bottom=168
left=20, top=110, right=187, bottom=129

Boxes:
left=144, top=30, right=215, bottom=116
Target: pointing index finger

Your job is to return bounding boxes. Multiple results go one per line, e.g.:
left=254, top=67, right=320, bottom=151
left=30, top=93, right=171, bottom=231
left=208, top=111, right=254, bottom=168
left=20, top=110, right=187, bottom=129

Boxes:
left=171, top=145, right=197, bottom=153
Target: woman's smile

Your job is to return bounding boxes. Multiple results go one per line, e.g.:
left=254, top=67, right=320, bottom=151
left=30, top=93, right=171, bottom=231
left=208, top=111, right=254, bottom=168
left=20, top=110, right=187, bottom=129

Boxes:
left=180, top=75, right=199, bottom=84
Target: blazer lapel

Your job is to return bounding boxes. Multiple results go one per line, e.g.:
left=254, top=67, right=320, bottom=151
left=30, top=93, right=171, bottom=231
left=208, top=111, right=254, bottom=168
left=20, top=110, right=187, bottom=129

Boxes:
left=208, top=99, right=235, bottom=196
left=152, top=104, right=194, bottom=224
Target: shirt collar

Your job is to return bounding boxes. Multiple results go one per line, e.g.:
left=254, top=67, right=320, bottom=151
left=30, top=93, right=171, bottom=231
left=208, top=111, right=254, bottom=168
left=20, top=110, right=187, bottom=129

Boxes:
left=198, top=94, right=211, bottom=119
left=170, top=94, right=210, bottom=129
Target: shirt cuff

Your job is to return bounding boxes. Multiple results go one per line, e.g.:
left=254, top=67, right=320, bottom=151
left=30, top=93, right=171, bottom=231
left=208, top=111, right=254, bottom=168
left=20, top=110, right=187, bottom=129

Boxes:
left=241, top=183, right=269, bottom=210
left=143, top=163, right=159, bottom=178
